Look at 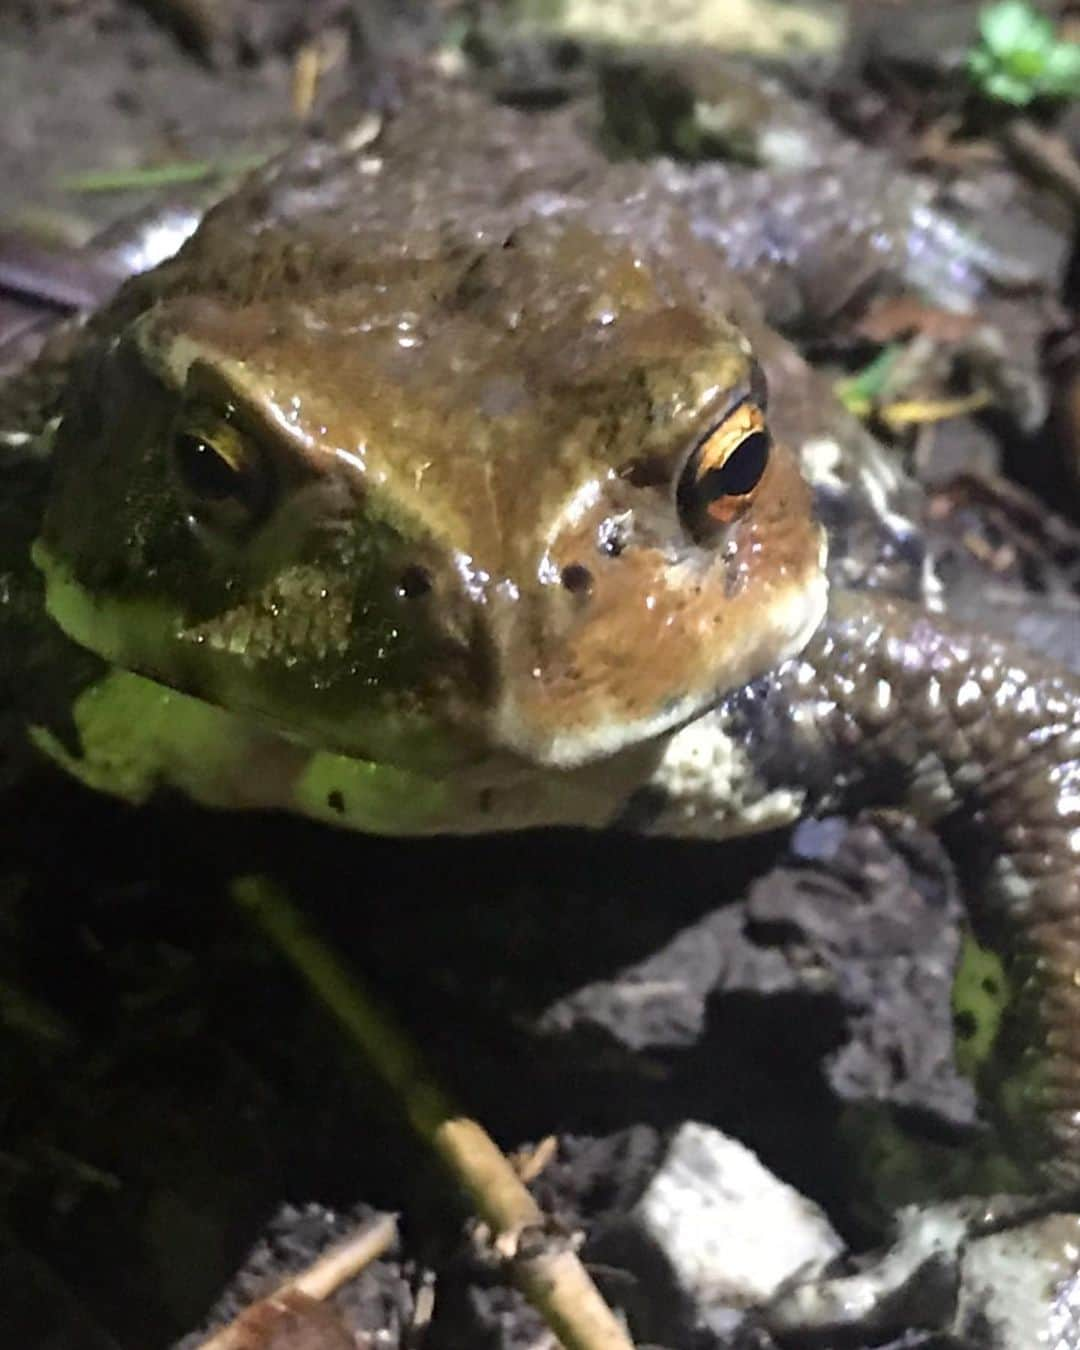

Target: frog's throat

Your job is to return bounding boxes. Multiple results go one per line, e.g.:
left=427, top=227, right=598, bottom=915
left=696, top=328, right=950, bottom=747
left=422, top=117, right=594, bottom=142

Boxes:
left=29, top=665, right=451, bottom=835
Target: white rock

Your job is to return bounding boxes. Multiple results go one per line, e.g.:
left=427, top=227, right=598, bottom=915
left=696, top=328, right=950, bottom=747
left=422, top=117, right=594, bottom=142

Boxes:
left=635, top=1122, right=843, bottom=1308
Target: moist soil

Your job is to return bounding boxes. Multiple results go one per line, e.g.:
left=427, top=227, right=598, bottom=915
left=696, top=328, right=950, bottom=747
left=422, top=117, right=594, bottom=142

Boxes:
left=1, top=4, right=1079, bottom=1348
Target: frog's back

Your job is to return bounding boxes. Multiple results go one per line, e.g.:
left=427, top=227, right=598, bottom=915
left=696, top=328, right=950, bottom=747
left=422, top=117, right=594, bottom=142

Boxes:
left=96, top=88, right=605, bottom=320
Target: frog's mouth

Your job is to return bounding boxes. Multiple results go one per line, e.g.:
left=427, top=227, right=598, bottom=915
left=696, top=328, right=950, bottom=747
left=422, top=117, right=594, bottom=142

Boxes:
left=31, top=532, right=830, bottom=841
left=34, top=518, right=828, bottom=795
left=489, top=556, right=829, bottom=768
left=34, top=466, right=830, bottom=781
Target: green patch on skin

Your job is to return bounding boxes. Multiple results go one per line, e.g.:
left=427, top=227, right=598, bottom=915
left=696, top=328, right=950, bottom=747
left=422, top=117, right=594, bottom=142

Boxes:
left=292, top=753, right=447, bottom=836
left=952, top=929, right=1057, bottom=1178
left=839, top=933, right=1057, bottom=1207
left=29, top=666, right=450, bottom=833
left=29, top=668, right=281, bottom=808
left=32, top=538, right=453, bottom=830
left=952, top=930, right=1010, bottom=1080
left=838, top=1102, right=1028, bottom=1223
left=988, top=1016, right=1056, bottom=1175
left=32, top=538, right=465, bottom=774
left=32, top=537, right=185, bottom=680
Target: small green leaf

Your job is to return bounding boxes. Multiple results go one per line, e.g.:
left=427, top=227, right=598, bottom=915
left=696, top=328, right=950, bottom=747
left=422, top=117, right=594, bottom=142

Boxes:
left=979, top=1, right=1053, bottom=59
left=836, top=345, right=903, bottom=410
left=985, top=69, right=1038, bottom=103
left=1005, top=45, right=1050, bottom=79
left=969, top=2, right=1080, bottom=105
left=1041, top=41, right=1080, bottom=95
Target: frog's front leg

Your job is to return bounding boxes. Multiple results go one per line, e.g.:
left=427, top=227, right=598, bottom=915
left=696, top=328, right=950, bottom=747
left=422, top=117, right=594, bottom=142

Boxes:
left=638, top=590, right=1080, bottom=1186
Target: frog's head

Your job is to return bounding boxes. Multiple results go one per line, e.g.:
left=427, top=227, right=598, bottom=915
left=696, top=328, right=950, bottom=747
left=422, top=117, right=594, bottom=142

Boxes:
left=38, top=217, right=826, bottom=772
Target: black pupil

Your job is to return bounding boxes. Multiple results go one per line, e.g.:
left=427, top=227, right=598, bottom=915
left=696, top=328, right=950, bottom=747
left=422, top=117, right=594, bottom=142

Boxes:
left=174, top=433, right=245, bottom=501
left=701, top=430, right=769, bottom=500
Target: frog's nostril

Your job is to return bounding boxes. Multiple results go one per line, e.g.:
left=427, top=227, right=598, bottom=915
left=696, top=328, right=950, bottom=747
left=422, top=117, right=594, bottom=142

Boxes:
left=395, top=564, right=433, bottom=599
left=560, top=563, right=593, bottom=596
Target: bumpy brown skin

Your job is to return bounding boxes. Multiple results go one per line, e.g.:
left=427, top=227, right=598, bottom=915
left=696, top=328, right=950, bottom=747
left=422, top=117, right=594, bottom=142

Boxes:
left=718, top=590, right=1080, bottom=1184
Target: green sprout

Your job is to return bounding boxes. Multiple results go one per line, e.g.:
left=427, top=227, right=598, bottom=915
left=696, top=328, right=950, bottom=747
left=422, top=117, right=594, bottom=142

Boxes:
left=968, top=1, right=1080, bottom=105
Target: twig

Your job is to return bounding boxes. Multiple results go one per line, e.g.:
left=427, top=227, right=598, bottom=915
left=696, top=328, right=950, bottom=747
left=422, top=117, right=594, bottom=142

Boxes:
left=513, top=1135, right=560, bottom=1185
left=292, top=43, right=323, bottom=121
left=231, top=876, right=635, bottom=1350
left=878, top=388, right=993, bottom=430
left=196, top=1211, right=399, bottom=1350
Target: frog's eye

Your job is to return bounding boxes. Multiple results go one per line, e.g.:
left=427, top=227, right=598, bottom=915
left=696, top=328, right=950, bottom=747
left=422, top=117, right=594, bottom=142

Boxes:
left=170, top=410, right=272, bottom=531
left=676, top=401, right=770, bottom=542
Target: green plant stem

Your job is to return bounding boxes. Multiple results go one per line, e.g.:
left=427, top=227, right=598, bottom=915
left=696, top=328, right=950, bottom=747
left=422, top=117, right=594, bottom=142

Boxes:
left=231, top=876, right=635, bottom=1350
left=58, top=154, right=269, bottom=194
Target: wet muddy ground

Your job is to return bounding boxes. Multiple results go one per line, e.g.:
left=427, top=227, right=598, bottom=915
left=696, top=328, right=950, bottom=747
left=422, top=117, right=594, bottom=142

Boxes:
left=2, top=3, right=1080, bottom=1348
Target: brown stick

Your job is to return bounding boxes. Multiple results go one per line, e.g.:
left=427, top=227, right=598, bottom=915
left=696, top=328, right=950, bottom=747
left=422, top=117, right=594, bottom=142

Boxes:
left=196, top=1211, right=399, bottom=1350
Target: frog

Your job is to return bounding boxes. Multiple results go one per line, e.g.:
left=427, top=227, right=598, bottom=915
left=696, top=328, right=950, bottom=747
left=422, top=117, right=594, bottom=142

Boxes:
left=3, top=73, right=1079, bottom=1224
